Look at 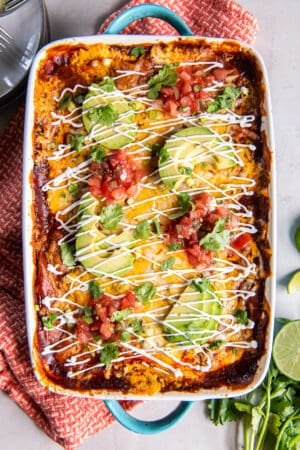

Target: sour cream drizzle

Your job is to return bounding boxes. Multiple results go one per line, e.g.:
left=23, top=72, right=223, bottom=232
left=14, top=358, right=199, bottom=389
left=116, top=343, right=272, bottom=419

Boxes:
left=40, top=61, right=262, bottom=378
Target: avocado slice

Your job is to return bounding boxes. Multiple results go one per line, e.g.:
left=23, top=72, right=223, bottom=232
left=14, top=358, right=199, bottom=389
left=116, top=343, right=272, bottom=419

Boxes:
left=75, top=192, right=135, bottom=276
left=163, top=282, right=223, bottom=345
left=159, top=126, right=236, bottom=188
left=82, top=81, right=136, bottom=149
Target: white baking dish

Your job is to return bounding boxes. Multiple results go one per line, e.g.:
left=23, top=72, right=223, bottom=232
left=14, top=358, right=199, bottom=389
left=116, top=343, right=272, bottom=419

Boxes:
left=23, top=29, right=276, bottom=410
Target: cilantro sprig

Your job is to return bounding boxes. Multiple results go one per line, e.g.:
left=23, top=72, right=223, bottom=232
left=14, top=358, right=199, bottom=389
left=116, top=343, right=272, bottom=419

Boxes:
left=134, top=282, right=156, bottom=305
left=130, top=46, right=145, bottom=58
left=99, top=204, right=123, bottom=230
left=70, top=134, right=85, bottom=151
left=200, top=217, right=230, bottom=252
left=207, top=86, right=241, bottom=113
left=191, top=277, right=211, bottom=294
left=100, top=342, right=119, bottom=366
left=134, top=220, right=151, bottom=240
left=87, top=104, right=119, bottom=127
left=160, top=257, right=176, bottom=271
left=42, top=313, right=59, bottom=330
left=169, top=192, right=194, bottom=219
left=88, top=280, right=104, bottom=299
left=207, top=356, right=300, bottom=450
left=90, top=145, right=105, bottom=163
left=147, top=65, right=178, bottom=99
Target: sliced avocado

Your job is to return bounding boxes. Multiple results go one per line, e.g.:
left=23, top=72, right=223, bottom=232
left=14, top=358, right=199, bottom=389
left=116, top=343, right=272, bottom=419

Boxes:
left=159, top=126, right=236, bottom=188
left=75, top=192, right=135, bottom=276
left=163, top=282, right=223, bottom=345
left=82, top=82, right=136, bottom=149
left=78, top=248, right=134, bottom=277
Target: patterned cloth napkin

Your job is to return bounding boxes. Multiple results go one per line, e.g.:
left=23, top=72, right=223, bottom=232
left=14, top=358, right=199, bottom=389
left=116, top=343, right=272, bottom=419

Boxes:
left=0, top=1, right=258, bottom=449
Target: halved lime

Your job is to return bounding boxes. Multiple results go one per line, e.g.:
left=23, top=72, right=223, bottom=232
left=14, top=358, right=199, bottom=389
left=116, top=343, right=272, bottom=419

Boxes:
left=295, top=226, right=300, bottom=252
left=287, top=270, right=300, bottom=294
left=273, top=320, right=300, bottom=381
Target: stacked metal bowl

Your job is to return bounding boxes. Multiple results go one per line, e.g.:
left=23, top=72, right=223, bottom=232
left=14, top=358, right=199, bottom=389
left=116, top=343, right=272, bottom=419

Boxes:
left=0, top=0, right=49, bottom=108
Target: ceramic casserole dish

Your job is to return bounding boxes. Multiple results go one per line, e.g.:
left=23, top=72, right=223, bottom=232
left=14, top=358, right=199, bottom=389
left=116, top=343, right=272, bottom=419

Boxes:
left=23, top=4, right=276, bottom=432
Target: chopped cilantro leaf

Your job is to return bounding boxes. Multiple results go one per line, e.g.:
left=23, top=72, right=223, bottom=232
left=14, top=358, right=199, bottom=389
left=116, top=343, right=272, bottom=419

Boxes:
left=158, top=147, right=170, bottom=164
left=81, top=306, right=94, bottom=324
left=200, top=217, right=230, bottom=252
left=70, top=134, right=85, bottom=151
left=147, top=65, right=178, bottom=99
left=99, top=204, right=123, bottom=230
left=168, top=242, right=183, bottom=251
left=134, top=220, right=151, bottom=240
left=207, top=86, right=241, bottom=113
left=95, top=104, right=119, bottom=126
left=100, top=342, right=119, bottom=366
left=130, top=318, right=143, bottom=335
left=68, top=183, right=79, bottom=196
left=42, top=313, right=59, bottom=330
left=233, top=309, right=249, bottom=325
left=120, top=331, right=131, bottom=342
left=152, top=218, right=161, bottom=235
left=60, top=242, right=75, bottom=267
left=59, top=94, right=73, bottom=111
left=134, top=282, right=156, bottom=305
left=208, top=340, right=225, bottom=350
left=169, top=192, right=194, bottom=219
left=191, top=277, right=211, bottom=293
left=88, top=280, right=104, bottom=299
left=151, top=142, right=162, bottom=156
left=160, top=257, right=176, bottom=271
left=74, top=94, right=85, bottom=105
left=178, top=166, right=193, bottom=177
left=90, top=145, right=105, bottom=163
left=130, top=46, right=145, bottom=58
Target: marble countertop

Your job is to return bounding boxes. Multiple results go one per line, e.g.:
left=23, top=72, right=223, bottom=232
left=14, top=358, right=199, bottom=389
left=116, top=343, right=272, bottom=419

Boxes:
left=1, top=0, right=300, bottom=449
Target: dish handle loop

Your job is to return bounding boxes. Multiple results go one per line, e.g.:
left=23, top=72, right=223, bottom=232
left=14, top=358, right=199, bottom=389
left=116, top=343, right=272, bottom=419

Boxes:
left=103, top=4, right=193, bottom=36
left=104, top=399, right=194, bottom=434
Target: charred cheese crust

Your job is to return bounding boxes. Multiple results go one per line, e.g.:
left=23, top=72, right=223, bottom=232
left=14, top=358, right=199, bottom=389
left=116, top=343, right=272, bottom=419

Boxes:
left=31, top=38, right=271, bottom=396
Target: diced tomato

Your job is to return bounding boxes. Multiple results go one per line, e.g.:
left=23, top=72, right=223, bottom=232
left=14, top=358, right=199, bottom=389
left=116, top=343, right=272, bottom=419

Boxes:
left=152, top=64, right=231, bottom=117
left=121, top=291, right=137, bottom=309
left=163, top=99, right=178, bottom=116
left=213, top=68, right=228, bottom=82
left=88, top=150, right=142, bottom=204
left=197, top=89, right=210, bottom=100
left=231, top=232, right=252, bottom=251
left=99, top=322, right=114, bottom=340
left=205, top=206, right=229, bottom=227
left=185, top=243, right=213, bottom=269
left=165, top=193, right=239, bottom=269
left=192, top=193, right=213, bottom=219
left=75, top=318, right=93, bottom=344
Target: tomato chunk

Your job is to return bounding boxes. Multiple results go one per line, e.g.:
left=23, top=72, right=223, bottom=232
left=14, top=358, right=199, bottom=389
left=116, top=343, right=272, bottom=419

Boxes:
left=88, top=150, right=142, bottom=203
left=231, top=232, right=252, bottom=251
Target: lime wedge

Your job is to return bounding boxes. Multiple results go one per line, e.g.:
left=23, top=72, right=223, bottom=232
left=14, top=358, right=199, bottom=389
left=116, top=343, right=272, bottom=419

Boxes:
left=295, top=226, right=300, bottom=252
left=287, top=270, right=300, bottom=294
left=273, top=320, right=300, bottom=381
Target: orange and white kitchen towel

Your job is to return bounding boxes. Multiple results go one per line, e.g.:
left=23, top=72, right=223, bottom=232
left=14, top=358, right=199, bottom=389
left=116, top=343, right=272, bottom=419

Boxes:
left=0, top=1, right=258, bottom=449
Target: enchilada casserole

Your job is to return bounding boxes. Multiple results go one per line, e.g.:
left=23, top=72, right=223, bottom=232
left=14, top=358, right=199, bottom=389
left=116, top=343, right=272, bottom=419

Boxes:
left=29, top=38, right=272, bottom=396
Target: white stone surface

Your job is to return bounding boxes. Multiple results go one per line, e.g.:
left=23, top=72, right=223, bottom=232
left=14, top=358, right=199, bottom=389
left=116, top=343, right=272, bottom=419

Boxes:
left=1, top=0, right=300, bottom=448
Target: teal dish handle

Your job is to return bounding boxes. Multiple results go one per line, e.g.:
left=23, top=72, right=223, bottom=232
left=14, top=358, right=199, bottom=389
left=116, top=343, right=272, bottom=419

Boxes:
left=104, top=400, right=194, bottom=434
left=103, top=4, right=193, bottom=36
left=103, top=3, right=194, bottom=435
